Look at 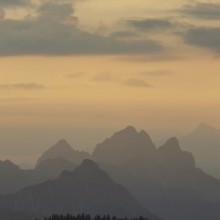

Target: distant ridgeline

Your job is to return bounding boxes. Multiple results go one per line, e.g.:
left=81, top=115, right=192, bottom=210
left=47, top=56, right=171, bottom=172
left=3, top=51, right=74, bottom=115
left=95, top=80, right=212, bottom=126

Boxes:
left=42, top=214, right=149, bottom=220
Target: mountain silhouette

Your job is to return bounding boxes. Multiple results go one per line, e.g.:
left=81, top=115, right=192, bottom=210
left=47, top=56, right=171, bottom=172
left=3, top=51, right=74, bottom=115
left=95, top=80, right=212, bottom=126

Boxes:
left=0, top=160, right=33, bottom=194
left=93, top=126, right=156, bottom=168
left=37, top=139, right=90, bottom=166
left=180, top=123, right=220, bottom=178
left=0, top=157, right=77, bottom=195
left=0, top=159, right=160, bottom=220
left=92, top=127, right=220, bottom=220
left=1, top=126, right=220, bottom=220
left=33, top=157, right=77, bottom=183
left=157, top=137, right=195, bottom=171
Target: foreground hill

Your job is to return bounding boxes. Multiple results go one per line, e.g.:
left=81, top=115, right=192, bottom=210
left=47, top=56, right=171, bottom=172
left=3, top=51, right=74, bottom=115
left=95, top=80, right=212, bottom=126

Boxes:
left=0, top=157, right=77, bottom=194
left=0, top=160, right=160, bottom=220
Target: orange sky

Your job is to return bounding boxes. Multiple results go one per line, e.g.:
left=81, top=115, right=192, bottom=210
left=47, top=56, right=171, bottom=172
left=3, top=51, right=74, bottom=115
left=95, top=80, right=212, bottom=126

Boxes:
left=0, top=0, right=220, bottom=164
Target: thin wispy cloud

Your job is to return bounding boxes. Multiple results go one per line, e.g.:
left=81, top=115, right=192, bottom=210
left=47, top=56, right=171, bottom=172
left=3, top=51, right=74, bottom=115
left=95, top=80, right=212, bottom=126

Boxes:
left=90, top=72, right=154, bottom=89
left=139, top=70, right=174, bottom=77
left=122, top=78, right=153, bottom=88
left=65, top=72, right=86, bottom=78
left=127, top=18, right=174, bottom=32
left=91, top=72, right=114, bottom=82
left=0, top=83, right=45, bottom=90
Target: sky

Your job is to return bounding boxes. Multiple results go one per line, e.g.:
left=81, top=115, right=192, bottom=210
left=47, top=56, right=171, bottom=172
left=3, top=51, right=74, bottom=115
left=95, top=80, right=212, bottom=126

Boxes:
left=0, top=0, right=220, bottom=165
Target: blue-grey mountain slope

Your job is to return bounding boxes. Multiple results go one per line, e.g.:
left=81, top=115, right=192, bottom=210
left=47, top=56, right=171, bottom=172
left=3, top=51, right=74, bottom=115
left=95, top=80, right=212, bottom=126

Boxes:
left=92, top=126, right=220, bottom=220
left=36, top=139, right=90, bottom=166
left=180, top=123, right=220, bottom=178
left=0, top=159, right=160, bottom=220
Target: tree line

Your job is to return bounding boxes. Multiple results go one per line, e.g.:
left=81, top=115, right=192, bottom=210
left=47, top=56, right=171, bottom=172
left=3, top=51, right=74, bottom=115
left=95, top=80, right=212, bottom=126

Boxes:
left=42, top=214, right=149, bottom=220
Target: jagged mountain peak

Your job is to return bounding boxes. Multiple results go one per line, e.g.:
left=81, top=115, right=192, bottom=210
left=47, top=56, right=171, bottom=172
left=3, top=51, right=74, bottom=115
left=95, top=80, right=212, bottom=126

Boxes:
left=157, top=137, right=196, bottom=170
left=52, top=139, right=72, bottom=150
left=192, top=122, right=219, bottom=135
left=180, top=123, right=220, bottom=178
left=158, top=137, right=181, bottom=152
left=92, top=126, right=156, bottom=166
left=139, top=129, right=148, bottom=136
left=36, top=140, right=90, bottom=167
left=109, top=126, right=154, bottom=146
left=74, top=159, right=105, bottom=175
left=80, top=159, right=100, bottom=170
left=113, top=126, right=138, bottom=137
left=73, top=159, right=108, bottom=181
left=197, top=122, right=214, bottom=129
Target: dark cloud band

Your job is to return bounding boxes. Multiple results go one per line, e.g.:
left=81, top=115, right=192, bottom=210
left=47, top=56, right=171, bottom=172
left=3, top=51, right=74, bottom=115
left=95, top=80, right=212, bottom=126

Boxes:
left=0, top=2, right=163, bottom=56
left=0, top=0, right=30, bottom=7
left=184, top=27, right=220, bottom=53
left=181, top=3, right=220, bottom=20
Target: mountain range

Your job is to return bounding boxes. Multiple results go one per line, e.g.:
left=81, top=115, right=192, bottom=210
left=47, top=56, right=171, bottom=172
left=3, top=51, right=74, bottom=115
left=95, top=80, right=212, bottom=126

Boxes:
left=0, top=125, right=220, bottom=220
left=0, top=160, right=159, bottom=220
left=0, top=157, right=77, bottom=195
left=92, top=126, right=220, bottom=220
left=36, top=139, right=90, bottom=166
left=180, top=123, right=220, bottom=178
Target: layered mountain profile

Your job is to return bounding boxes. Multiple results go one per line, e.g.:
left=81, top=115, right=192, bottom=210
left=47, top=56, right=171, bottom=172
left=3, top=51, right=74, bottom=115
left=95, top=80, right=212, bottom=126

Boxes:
left=34, top=157, right=77, bottom=183
left=0, top=157, right=77, bottom=194
left=180, top=123, right=220, bottom=178
left=0, top=160, right=33, bottom=195
left=92, top=127, right=220, bottom=220
left=0, top=159, right=160, bottom=220
left=1, top=126, right=220, bottom=220
left=37, top=139, right=90, bottom=166
left=93, top=126, right=157, bottom=169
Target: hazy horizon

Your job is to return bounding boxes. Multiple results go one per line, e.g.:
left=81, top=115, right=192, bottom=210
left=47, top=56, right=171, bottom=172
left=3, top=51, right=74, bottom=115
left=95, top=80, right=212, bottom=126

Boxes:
left=1, top=1, right=220, bottom=220
left=0, top=122, right=212, bottom=165
left=1, top=0, right=220, bottom=165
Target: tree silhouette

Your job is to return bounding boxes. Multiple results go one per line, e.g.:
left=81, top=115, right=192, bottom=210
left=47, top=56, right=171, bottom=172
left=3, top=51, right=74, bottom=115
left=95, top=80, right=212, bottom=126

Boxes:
left=43, top=214, right=149, bottom=220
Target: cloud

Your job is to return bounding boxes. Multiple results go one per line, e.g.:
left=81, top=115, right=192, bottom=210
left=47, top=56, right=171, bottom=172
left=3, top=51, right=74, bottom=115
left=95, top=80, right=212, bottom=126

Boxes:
left=65, top=72, right=86, bottom=78
left=110, top=31, right=139, bottom=39
left=184, top=27, right=220, bottom=53
left=38, top=1, right=75, bottom=21
left=122, top=78, right=153, bottom=88
left=92, top=72, right=114, bottom=82
left=0, top=0, right=30, bottom=7
left=181, top=2, right=220, bottom=20
left=139, top=70, right=174, bottom=76
left=0, top=83, right=45, bottom=90
left=0, top=1, right=163, bottom=56
left=127, top=18, right=174, bottom=31
left=90, top=73, right=154, bottom=89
